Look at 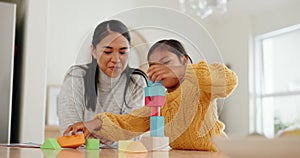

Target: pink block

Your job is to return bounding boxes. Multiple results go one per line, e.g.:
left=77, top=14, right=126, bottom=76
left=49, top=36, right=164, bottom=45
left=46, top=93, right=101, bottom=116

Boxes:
left=144, top=96, right=166, bottom=107
left=145, top=96, right=151, bottom=105
left=151, top=107, right=160, bottom=116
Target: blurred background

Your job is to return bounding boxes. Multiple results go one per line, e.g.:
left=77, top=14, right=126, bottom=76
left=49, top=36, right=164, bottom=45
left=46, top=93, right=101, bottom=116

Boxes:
left=1, top=0, right=300, bottom=144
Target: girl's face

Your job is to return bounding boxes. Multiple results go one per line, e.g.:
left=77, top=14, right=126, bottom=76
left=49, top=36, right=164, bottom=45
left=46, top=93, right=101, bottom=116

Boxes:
left=91, top=32, right=129, bottom=78
left=148, top=49, right=187, bottom=89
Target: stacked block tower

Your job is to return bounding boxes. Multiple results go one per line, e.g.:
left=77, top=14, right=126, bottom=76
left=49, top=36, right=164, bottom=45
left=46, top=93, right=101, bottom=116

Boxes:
left=142, top=80, right=169, bottom=151
left=144, top=80, right=166, bottom=136
left=118, top=80, right=169, bottom=152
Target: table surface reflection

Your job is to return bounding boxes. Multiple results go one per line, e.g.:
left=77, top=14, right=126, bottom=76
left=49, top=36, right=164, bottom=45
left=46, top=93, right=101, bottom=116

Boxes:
left=0, top=146, right=228, bottom=158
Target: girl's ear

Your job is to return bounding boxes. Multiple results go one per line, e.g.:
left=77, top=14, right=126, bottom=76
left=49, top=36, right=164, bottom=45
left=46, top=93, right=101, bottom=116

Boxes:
left=91, top=45, right=97, bottom=59
left=182, top=55, right=189, bottom=65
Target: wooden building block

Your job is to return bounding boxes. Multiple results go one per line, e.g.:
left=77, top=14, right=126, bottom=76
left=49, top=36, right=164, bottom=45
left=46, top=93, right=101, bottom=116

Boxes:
left=150, top=107, right=160, bottom=116
left=144, top=80, right=166, bottom=97
left=86, top=138, right=100, bottom=150
left=152, top=151, right=169, bottom=157
left=145, top=96, right=166, bottom=107
left=140, top=136, right=170, bottom=151
left=146, top=79, right=162, bottom=87
left=57, top=133, right=85, bottom=148
left=41, top=149, right=61, bottom=157
left=40, top=138, right=61, bottom=150
left=118, top=140, right=147, bottom=152
left=118, top=150, right=148, bottom=158
left=144, top=86, right=166, bottom=97
left=85, top=150, right=100, bottom=158
left=150, top=116, right=165, bottom=137
left=118, top=140, right=133, bottom=151
left=127, top=141, right=147, bottom=152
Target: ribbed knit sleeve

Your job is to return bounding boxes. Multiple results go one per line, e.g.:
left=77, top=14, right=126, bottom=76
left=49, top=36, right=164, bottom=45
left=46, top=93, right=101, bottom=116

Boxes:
left=191, top=61, right=238, bottom=98
left=122, top=75, right=146, bottom=114
left=93, top=106, right=151, bottom=141
left=57, top=67, right=86, bottom=134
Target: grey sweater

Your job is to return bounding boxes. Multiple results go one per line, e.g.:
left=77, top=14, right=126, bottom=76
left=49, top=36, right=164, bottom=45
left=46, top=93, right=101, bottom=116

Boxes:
left=57, top=65, right=146, bottom=135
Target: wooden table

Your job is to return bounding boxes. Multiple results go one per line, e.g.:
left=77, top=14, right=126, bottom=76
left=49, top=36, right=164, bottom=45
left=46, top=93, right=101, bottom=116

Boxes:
left=0, top=146, right=228, bottom=158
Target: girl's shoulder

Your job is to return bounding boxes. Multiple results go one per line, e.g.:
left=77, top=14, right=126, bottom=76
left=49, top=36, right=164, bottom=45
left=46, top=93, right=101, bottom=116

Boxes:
left=190, top=60, right=226, bottom=71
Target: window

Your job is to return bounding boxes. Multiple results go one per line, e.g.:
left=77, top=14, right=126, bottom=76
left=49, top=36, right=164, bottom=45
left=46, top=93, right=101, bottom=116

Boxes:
left=253, top=25, right=300, bottom=138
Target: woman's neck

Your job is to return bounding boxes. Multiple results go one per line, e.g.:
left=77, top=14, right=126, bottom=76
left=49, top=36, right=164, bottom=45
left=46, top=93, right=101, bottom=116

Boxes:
left=98, top=68, right=122, bottom=90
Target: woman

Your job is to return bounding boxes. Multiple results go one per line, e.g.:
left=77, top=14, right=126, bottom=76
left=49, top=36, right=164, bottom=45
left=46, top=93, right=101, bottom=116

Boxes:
left=64, top=39, right=238, bottom=151
left=57, top=20, right=147, bottom=137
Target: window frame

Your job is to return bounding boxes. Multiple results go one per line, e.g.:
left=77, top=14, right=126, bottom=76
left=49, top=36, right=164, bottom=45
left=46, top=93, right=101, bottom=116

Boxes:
left=252, top=24, right=300, bottom=138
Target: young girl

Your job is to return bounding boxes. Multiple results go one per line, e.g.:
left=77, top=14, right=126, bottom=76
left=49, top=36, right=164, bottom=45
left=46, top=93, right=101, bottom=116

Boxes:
left=64, top=39, right=238, bottom=151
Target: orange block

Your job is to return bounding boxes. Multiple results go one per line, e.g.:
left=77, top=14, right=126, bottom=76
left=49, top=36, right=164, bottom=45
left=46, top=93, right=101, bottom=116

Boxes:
left=57, top=134, right=85, bottom=148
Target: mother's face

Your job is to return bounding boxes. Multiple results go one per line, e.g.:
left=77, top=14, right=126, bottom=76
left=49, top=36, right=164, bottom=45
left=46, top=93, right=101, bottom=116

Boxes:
left=91, top=32, right=129, bottom=78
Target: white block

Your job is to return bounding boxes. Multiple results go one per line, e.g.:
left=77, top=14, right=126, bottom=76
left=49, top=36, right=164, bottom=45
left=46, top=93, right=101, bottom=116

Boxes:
left=140, top=136, right=170, bottom=151
left=118, top=140, right=133, bottom=151
left=118, top=140, right=147, bottom=153
left=152, top=151, right=169, bottom=158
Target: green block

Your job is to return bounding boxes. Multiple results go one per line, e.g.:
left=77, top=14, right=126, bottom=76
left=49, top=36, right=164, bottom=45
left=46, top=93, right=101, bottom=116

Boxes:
left=86, top=139, right=100, bottom=150
left=40, top=138, right=61, bottom=150
left=41, top=149, right=61, bottom=158
left=86, top=150, right=100, bottom=157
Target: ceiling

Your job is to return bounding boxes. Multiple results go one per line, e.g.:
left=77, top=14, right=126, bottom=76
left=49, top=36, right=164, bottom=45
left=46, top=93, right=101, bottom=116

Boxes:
left=209, top=0, right=300, bottom=20
left=228, top=0, right=298, bottom=14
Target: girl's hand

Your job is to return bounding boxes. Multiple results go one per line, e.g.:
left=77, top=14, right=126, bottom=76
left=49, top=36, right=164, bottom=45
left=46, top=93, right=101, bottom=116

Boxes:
left=63, top=119, right=102, bottom=138
left=147, top=63, right=186, bottom=89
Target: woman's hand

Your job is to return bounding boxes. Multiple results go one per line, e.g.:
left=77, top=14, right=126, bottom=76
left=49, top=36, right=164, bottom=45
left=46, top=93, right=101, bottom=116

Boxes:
left=63, top=119, right=102, bottom=138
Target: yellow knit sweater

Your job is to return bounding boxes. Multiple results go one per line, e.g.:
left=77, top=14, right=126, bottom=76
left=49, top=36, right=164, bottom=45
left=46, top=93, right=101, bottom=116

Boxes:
left=94, top=61, right=238, bottom=151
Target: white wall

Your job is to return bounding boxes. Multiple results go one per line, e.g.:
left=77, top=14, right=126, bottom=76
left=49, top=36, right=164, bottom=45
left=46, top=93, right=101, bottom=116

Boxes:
left=46, top=0, right=215, bottom=85
left=253, top=3, right=300, bottom=35
left=19, top=0, right=48, bottom=143
left=47, top=0, right=139, bottom=86
left=0, top=2, right=16, bottom=143
left=212, top=15, right=252, bottom=136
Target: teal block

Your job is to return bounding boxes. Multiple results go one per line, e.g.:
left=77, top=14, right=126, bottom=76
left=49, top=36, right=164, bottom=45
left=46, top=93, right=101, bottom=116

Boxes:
left=144, top=86, right=166, bottom=96
left=150, top=116, right=165, bottom=137
left=145, top=79, right=166, bottom=97
left=147, top=79, right=162, bottom=86
left=147, top=79, right=164, bottom=87
left=86, top=139, right=100, bottom=150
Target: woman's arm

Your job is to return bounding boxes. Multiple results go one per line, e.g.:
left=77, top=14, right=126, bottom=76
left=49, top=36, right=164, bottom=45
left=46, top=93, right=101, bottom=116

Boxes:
left=57, top=69, right=85, bottom=134
left=122, top=74, right=147, bottom=114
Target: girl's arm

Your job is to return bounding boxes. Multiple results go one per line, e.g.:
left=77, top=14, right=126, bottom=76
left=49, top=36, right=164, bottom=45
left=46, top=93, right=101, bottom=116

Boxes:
left=63, top=106, right=151, bottom=141
left=192, top=61, right=238, bottom=98
left=92, top=106, right=151, bottom=141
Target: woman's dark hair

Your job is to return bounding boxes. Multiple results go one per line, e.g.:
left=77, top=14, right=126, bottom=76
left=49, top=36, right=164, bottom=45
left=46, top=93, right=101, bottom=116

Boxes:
left=147, top=39, right=193, bottom=63
left=82, top=20, right=147, bottom=111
